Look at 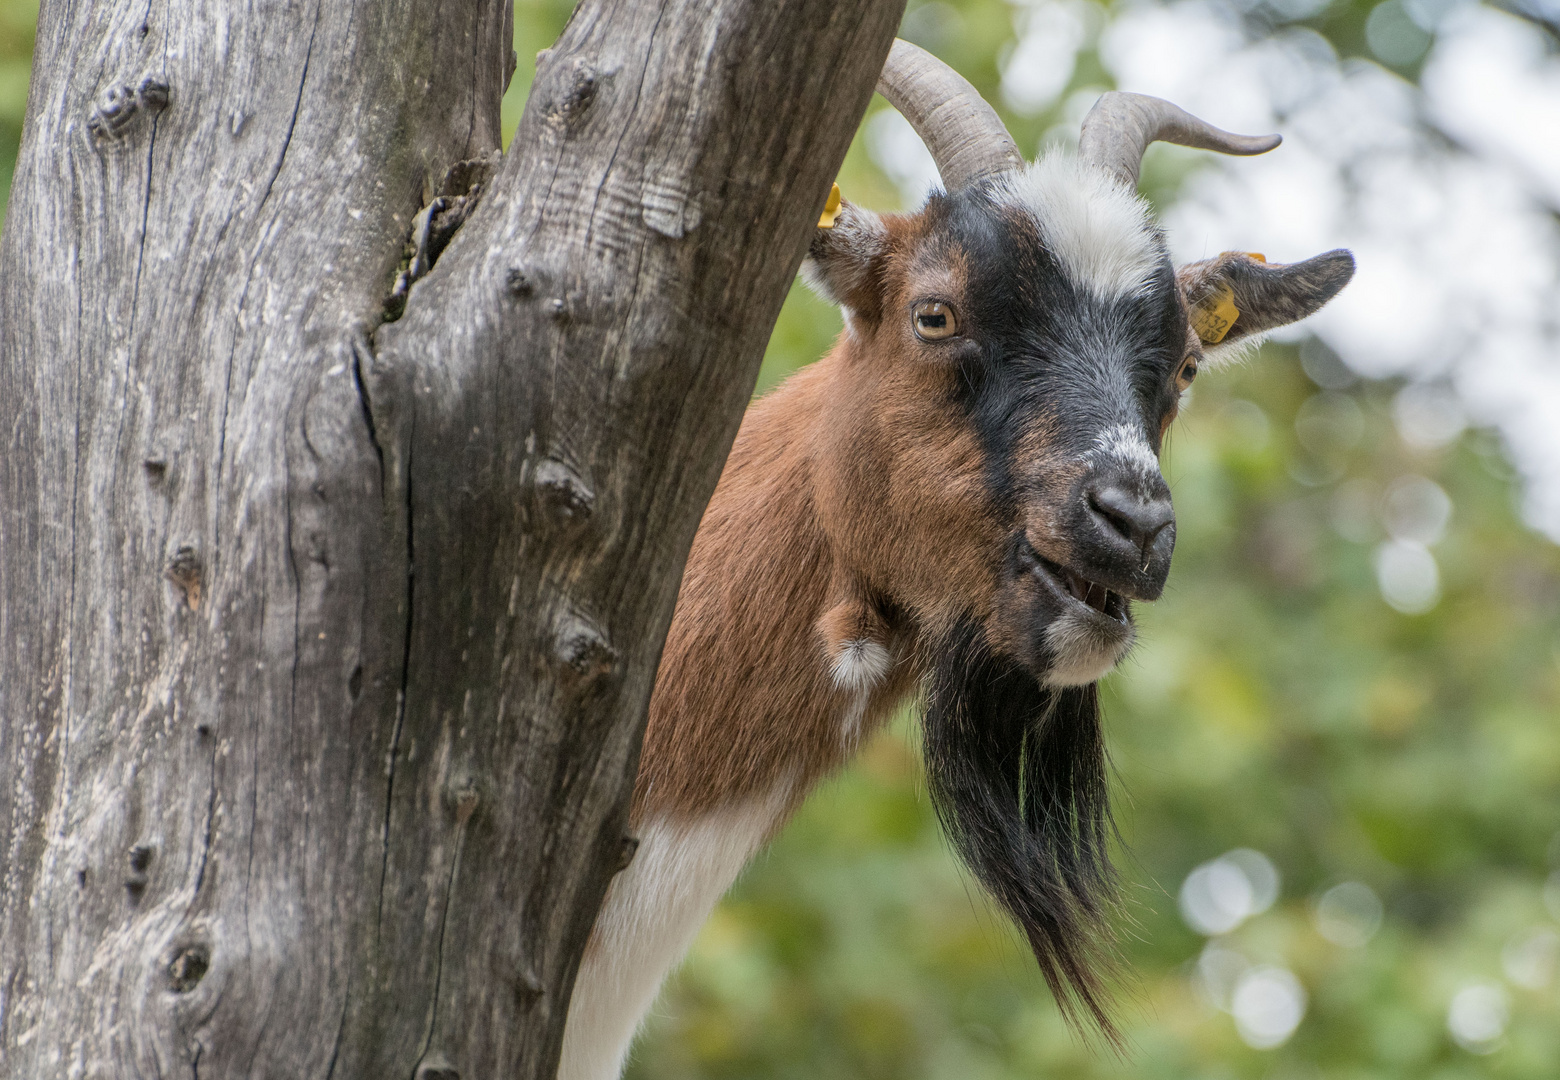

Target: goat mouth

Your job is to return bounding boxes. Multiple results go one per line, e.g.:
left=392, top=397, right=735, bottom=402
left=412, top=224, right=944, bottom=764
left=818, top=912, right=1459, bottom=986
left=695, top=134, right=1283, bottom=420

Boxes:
left=1021, top=544, right=1131, bottom=628
left=1056, top=564, right=1129, bottom=625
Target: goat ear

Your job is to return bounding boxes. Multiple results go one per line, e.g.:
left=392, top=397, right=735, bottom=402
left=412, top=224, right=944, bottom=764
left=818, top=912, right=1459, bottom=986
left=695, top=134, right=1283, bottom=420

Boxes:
left=1177, top=249, right=1355, bottom=365
left=800, top=201, right=888, bottom=320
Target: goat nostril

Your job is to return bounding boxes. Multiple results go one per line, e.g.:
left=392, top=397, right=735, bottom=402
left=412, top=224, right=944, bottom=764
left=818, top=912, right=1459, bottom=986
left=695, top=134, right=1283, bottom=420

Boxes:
left=1087, top=493, right=1136, bottom=543
left=1086, top=485, right=1174, bottom=553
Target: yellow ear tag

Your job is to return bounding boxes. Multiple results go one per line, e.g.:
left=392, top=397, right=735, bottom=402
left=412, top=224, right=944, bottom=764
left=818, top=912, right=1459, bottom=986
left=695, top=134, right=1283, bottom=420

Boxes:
left=1245, top=252, right=1266, bottom=263
left=1191, top=283, right=1241, bottom=345
left=818, top=182, right=842, bottom=229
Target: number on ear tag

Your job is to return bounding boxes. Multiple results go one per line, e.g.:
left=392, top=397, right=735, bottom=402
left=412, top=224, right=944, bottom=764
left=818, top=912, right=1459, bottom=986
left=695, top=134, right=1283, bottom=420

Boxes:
left=1191, top=283, right=1241, bottom=345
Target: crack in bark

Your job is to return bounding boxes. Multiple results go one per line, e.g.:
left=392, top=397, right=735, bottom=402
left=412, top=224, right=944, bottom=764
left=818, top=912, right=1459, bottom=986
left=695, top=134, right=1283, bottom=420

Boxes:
left=463, top=5, right=479, bottom=156
left=125, top=75, right=159, bottom=342
left=584, top=2, right=665, bottom=255
left=376, top=413, right=414, bottom=936
left=321, top=990, right=350, bottom=1080
left=214, top=5, right=320, bottom=561
left=349, top=334, right=384, bottom=494
left=284, top=429, right=305, bottom=871
left=189, top=736, right=219, bottom=900
left=252, top=7, right=319, bottom=218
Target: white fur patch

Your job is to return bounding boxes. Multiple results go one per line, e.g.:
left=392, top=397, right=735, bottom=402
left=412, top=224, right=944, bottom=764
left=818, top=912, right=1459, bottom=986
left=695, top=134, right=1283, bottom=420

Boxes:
left=991, top=154, right=1164, bottom=302
left=829, top=638, right=892, bottom=693
left=799, top=254, right=841, bottom=305
left=1089, top=422, right=1160, bottom=481
left=557, top=784, right=794, bottom=1080
left=1042, top=610, right=1136, bottom=688
left=839, top=690, right=871, bottom=749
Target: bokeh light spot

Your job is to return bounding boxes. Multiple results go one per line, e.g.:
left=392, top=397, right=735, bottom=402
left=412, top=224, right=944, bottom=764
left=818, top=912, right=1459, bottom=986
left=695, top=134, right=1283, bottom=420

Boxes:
left=1501, top=926, right=1560, bottom=990
left=1313, top=881, right=1384, bottom=947
left=1179, top=849, right=1280, bottom=936
left=1394, top=383, right=1467, bottom=450
left=1375, top=538, right=1440, bottom=613
left=1446, top=982, right=1508, bottom=1053
left=1382, top=475, right=1453, bottom=545
left=1366, top=0, right=1433, bottom=66
left=1232, top=966, right=1308, bottom=1049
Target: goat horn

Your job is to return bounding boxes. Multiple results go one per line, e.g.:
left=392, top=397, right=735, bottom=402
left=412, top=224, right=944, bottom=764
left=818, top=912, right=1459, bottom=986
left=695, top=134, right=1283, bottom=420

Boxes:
left=876, top=38, right=1024, bottom=191
left=1079, top=91, right=1281, bottom=187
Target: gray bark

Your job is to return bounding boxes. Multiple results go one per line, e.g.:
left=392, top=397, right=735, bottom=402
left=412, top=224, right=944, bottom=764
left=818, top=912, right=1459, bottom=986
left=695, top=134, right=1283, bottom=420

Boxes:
left=0, top=0, right=901, bottom=1075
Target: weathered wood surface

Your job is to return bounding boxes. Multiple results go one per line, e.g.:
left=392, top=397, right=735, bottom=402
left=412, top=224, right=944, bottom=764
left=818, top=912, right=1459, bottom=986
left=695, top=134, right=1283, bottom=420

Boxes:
left=0, top=0, right=902, bottom=1075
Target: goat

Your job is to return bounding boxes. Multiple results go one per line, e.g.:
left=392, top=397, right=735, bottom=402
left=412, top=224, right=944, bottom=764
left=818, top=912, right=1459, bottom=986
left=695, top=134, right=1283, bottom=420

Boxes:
left=558, top=39, right=1354, bottom=1079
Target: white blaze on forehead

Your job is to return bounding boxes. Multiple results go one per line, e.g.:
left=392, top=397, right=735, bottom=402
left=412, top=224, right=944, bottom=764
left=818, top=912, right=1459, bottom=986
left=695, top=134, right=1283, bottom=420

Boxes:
left=1090, top=422, right=1161, bottom=480
left=992, top=154, right=1164, bottom=302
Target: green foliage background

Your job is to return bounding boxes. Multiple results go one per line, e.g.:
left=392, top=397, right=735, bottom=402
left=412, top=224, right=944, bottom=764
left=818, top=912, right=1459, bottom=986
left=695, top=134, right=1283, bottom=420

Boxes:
left=4, top=1, right=1558, bottom=1076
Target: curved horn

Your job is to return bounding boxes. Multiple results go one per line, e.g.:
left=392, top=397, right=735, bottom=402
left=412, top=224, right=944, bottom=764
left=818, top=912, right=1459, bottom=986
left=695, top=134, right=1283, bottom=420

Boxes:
left=876, top=39, right=1024, bottom=191
left=1079, top=92, right=1281, bottom=187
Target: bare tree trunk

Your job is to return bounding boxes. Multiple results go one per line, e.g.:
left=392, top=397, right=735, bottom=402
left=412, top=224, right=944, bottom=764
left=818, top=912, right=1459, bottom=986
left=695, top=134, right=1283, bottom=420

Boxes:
left=0, top=0, right=901, bottom=1074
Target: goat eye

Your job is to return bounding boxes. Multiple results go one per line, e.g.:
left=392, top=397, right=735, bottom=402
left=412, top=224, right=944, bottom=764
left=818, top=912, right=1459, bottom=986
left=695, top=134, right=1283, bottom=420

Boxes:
left=1176, top=356, right=1199, bottom=391
left=913, top=301, right=959, bottom=341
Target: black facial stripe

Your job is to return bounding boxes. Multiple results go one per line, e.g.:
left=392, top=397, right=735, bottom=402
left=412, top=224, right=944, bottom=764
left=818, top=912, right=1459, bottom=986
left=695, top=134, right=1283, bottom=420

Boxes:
left=931, top=189, right=1181, bottom=502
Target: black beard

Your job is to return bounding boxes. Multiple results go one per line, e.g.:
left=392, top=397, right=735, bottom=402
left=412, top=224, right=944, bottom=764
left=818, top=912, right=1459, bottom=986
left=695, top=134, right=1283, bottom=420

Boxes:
left=923, top=617, right=1120, bottom=1042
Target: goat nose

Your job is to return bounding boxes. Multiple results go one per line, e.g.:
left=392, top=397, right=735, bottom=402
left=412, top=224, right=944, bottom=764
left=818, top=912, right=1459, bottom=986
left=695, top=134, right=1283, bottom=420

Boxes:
left=1085, top=483, right=1174, bottom=559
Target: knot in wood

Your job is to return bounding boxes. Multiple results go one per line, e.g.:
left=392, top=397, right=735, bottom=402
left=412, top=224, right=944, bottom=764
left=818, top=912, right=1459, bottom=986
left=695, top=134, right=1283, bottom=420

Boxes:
left=453, top=785, right=480, bottom=825
left=549, top=58, right=599, bottom=124
left=166, top=546, right=203, bottom=611
left=86, top=76, right=169, bottom=141
left=551, top=611, right=617, bottom=684
left=515, top=969, right=546, bottom=1011
left=125, top=844, right=154, bottom=895
left=137, top=75, right=170, bottom=113
left=415, top=1057, right=460, bottom=1080
left=532, top=459, right=593, bottom=523
left=504, top=267, right=533, bottom=297
left=87, top=85, right=139, bottom=140
left=167, top=943, right=210, bottom=992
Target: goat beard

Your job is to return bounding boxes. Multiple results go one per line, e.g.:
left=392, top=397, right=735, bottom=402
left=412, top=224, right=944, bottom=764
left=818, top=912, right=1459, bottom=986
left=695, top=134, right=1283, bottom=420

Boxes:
left=923, top=618, right=1121, bottom=1043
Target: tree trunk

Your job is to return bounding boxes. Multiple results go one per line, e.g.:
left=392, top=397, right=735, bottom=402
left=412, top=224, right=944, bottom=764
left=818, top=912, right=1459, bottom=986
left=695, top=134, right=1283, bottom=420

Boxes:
left=0, top=0, right=901, bottom=1074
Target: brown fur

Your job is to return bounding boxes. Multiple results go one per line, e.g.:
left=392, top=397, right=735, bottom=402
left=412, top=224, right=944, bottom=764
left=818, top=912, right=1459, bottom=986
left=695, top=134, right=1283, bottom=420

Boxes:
left=631, top=357, right=920, bottom=820
left=633, top=217, right=1013, bottom=824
